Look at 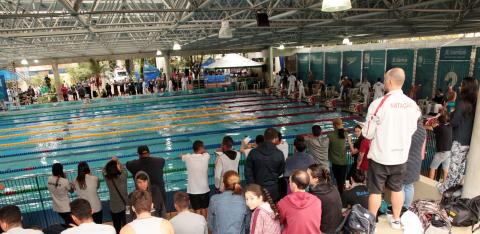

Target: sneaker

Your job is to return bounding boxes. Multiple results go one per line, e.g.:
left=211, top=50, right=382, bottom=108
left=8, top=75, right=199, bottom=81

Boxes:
left=389, top=219, right=402, bottom=230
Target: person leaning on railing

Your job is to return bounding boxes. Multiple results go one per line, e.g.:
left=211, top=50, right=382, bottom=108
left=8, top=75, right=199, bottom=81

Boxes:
left=47, top=163, right=74, bottom=225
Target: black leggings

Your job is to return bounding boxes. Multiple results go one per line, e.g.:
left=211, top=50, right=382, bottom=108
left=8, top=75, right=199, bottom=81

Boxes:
left=111, top=210, right=127, bottom=234
left=58, top=212, right=73, bottom=225
left=92, top=210, right=103, bottom=224
left=332, top=164, right=348, bottom=194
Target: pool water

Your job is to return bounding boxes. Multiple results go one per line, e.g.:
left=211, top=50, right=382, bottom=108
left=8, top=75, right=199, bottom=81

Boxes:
left=0, top=91, right=360, bottom=215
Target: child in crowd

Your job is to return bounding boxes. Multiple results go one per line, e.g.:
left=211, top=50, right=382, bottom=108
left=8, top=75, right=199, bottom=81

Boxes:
left=181, top=140, right=210, bottom=217
left=245, top=184, right=281, bottom=234
left=425, top=110, right=452, bottom=182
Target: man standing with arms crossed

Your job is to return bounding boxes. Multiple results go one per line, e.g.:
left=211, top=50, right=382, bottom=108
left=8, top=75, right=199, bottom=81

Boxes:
left=362, top=68, right=420, bottom=229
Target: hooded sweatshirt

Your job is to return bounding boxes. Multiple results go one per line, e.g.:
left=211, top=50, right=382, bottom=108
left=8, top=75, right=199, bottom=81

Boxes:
left=129, top=171, right=167, bottom=218
left=214, top=150, right=240, bottom=191
left=278, top=192, right=322, bottom=234
left=250, top=203, right=281, bottom=234
left=245, top=142, right=285, bottom=202
left=309, top=183, right=343, bottom=234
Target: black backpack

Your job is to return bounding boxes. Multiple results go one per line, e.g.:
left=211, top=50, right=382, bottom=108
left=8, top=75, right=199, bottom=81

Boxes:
left=441, top=185, right=463, bottom=207
left=444, top=196, right=480, bottom=232
left=343, top=204, right=376, bottom=234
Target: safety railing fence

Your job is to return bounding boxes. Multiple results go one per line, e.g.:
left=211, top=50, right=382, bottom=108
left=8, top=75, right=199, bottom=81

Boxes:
left=0, top=131, right=438, bottom=229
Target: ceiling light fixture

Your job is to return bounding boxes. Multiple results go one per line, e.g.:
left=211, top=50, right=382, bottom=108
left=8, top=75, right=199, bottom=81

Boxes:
left=34, top=59, right=39, bottom=63
left=342, top=37, right=351, bottom=45
left=322, top=0, right=352, bottom=12
left=156, top=50, right=162, bottom=56
left=173, top=42, right=181, bottom=50
left=218, top=20, right=233, bottom=38
left=278, top=44, right=285, bottom=50
left=20, top=59, right=28, bottom=65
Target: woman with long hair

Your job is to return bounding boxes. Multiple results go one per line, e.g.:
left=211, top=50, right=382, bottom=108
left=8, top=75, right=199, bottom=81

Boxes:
left=307, top=164, right=343, bottom=234
left=245, top=184, right=281, bottom=234
left=439, top=77, right=478, bottom=193
left=47, top=163, right=74, bottom=224
left=328, top=118, right=349, bottom=194
left=208, top=171, right=249, bottom=234
left=347, top=125, right=364, bottom=180
left=104, top=157, right=128, bottom=233
left=73, top=161, right=103, bottom=224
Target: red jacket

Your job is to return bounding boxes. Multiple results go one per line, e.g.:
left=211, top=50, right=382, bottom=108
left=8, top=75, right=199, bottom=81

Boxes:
left=278, top=192, right=322, bottom=234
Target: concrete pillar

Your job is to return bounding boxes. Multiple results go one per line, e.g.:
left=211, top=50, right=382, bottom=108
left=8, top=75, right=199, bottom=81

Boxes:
left=268, top=46, right=274, bottom=87
left=164, top=53, right=171, bottom=80
left=52, top=61, right=63, bottom=101
left=462, top=89, right=480, bottom=198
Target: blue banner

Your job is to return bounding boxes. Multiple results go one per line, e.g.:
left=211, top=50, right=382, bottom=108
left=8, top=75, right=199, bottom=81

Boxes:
left=0, top=75, right=7, bottom=101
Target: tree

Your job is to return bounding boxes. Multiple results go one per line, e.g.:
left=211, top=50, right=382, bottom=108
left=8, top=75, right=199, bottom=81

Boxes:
left=88, top=59, right=107, bottom=79
left=67, top=63, right=92, bottom=85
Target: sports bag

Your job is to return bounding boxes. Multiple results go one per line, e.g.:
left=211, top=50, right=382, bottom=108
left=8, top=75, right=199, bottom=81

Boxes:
left=344, top=204, right=376, bottom=234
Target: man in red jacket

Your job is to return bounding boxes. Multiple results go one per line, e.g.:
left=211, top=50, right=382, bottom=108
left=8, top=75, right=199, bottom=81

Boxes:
left=278, top=170, right=322, bottom=234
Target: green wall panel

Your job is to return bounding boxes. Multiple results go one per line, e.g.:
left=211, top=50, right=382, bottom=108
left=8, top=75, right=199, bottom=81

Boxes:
left=310, top=52, right=324, bottom=81
left=342, top=51, right=362, bottom=83
left=325, top=52, right=342, bottom=87
left=415, top=48, right=436, bottom=99
left=386, top=49, right=415, bottom=92
left=362, top=50, right=386, bottom=83
left=297, top=53, right=310, bottom=82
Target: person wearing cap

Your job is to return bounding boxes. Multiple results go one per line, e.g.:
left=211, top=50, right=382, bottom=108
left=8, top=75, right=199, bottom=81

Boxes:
left=362, top=68, right=421, bottom=230
left=126, top=145, right=166, bottom=204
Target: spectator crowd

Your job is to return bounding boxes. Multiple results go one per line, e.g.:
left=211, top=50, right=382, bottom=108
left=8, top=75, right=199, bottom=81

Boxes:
left=0, top=68, right=477, bottom=234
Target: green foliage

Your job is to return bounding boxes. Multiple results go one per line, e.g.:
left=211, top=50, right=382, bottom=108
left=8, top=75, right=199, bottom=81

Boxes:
left=29, top=74, right=45, bottom=87
left=67, top=63, right=91, bottom=84
left=88, top=59, right=107, bottom=77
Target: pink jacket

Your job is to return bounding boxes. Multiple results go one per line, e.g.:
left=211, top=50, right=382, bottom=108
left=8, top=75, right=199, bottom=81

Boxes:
left=250, top=203, right=281, bottom=234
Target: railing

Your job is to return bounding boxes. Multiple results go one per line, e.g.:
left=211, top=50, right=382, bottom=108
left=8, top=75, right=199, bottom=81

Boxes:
left=0, top=131, right=437, bottom=229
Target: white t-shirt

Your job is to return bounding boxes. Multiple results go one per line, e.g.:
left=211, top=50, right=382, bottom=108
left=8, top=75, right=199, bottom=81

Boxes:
left=47, top=176, right=72, bottom=213
left=277, top=141, right=289, bottom=160
left=274, top=75, right=281, bottom=88
left=73, top=174, right=102, bottom=213
left=360, top=82, right=371, bottom=94
left=61, top=223, right=115, bottom=234
left=362, top=89, right=421, bottom=165
left=170, top=211, right=208, bottom=234
left=298, top=80, right=304, bottom=89
left=288, top=75, right=296, bottom=85
left=214, top=151, right=240, bottom=190
left=3, top=227, right=43, bottom=234
left=182, top=153, right=211, bottom=194
left=373, top=82, right=384, bottom=97
left=128, top=216, right=166, bottom=234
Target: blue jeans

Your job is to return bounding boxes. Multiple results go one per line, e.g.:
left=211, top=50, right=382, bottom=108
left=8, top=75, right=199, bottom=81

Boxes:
left=403, top=183, right=414, bottom=208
